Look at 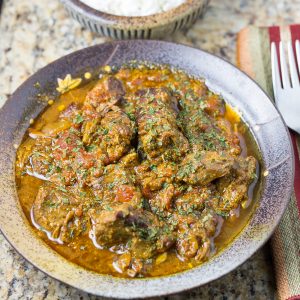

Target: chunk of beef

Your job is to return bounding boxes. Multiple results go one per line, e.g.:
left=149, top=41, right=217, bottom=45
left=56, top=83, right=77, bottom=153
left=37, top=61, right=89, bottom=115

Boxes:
left=51, top=128, right=101, bottom=186
left=175, top=186, right=212, bottom=213
left=25, top=127, right=104, bottom=186
left=59, top=103, right=80, bottom=119
left=167, top=72, right=208, bottom=106
left=18, top=136, right=53, bottom=181
left=148, top=184, right=176, bottom=213
left=89, top=205, right=159, bottom=249
left=177, top=107, right=212, bottom=152
left=106, top=76, right=125, bottom=98
left=85, top=76, right=125, bottom=110
left=93, top=110, right=135, bottom=164
left=175, top=208, right=219, bottom=261
left=177, top=151, right=234, bottom=185
left=91, top=163, right=142, bottom=208
left=178, top=98, right=240, bottom=155
left=173, top=75, right=224, bottom=117
left=134, top=160, right=178, bottom=198
left=89, top=203, right=132, bottom=249
left=112, top=251, right=152, bottom=278
left=213, top=156, right=257, bottom=213
left=32, top=183, right=91, bottom=243
left=136, top=88, right=189, bottom=161
left=18, top=130, right=78, bottom=183
left=23, top=110, right=135, bottom=187
left=89, top=203, right=175, bottom=277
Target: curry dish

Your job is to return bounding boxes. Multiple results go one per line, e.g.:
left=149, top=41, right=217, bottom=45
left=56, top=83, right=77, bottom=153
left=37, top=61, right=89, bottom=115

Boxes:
left=16, top=64, right=258, bottom=278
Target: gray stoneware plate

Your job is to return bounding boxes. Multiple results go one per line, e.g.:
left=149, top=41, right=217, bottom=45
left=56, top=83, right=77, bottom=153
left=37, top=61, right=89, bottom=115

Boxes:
left=0, top=40, right=294, bottom=299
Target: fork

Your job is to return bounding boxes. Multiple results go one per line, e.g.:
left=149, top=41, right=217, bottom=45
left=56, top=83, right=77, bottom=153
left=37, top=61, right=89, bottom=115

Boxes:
left=271, top=40, right=300, bottom=134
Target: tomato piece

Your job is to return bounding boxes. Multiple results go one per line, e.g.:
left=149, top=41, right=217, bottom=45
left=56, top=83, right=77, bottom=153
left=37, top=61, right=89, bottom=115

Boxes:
left=115, top=185, right=135, bottom=202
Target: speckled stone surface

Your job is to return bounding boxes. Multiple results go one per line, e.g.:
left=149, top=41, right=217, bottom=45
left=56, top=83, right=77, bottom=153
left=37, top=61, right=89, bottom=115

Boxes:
left=0, top=0, right=298, bottom=299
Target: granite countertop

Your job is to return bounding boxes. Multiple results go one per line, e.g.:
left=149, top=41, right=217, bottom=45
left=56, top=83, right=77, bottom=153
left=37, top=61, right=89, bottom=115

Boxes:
left=0, top=0, right=298, bottom=299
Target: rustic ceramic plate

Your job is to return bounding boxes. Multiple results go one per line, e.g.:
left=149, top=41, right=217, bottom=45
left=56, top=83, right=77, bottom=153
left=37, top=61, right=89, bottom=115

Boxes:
left=0, top=41, right=294, bottom=299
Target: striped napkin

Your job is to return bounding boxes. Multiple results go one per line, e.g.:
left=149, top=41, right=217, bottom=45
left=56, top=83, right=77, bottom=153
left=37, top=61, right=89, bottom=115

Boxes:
left=237, top=25, right=300, bottom=300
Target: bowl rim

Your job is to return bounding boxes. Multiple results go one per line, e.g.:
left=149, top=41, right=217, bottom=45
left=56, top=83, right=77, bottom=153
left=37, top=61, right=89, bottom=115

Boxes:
left=60, top=0, right=207, bottom=29
left=0, top=40, right=294, bottom=298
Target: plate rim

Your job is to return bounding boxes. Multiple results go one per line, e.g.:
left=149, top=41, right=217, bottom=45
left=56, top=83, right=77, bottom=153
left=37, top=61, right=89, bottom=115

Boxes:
left=0, top=40, right=294, bottom=298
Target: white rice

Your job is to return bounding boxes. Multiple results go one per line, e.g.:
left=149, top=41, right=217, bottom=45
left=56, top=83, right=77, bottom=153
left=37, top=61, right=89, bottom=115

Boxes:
left=80, top=0, right=186, bottom=17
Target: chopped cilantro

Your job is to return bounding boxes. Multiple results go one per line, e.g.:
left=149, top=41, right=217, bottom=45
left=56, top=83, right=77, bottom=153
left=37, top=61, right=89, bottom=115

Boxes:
left=57, top=186, right=67, bottom=193
left=72, top=146, right=81, bottom=153
left=62, top=198, right=69, bottom=205
left=216, top=211, right=229, bottom=218
left=104, top=128, right=109, bottom=135
left=86, top=144, right=96, bottom=152
left=150, top=164, right=157, bottom=171
left=104, top=205, right=113, bottom=211
left=74, top=114, right=84, bottom=124
left=107, top=182, right=115, bottom=190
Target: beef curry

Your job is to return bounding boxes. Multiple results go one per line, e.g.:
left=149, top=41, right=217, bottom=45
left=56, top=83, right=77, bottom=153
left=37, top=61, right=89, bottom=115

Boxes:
left=16, top=64, right=259, bottom=278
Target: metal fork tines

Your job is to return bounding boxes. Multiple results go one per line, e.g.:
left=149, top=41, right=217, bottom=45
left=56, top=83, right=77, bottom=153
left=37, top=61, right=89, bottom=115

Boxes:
left=271, top=40, right=300, bottom=134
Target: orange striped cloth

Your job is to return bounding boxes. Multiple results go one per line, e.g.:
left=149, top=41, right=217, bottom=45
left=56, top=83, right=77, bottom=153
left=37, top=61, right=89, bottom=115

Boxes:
left=237, top=25, right=300, bottom=300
